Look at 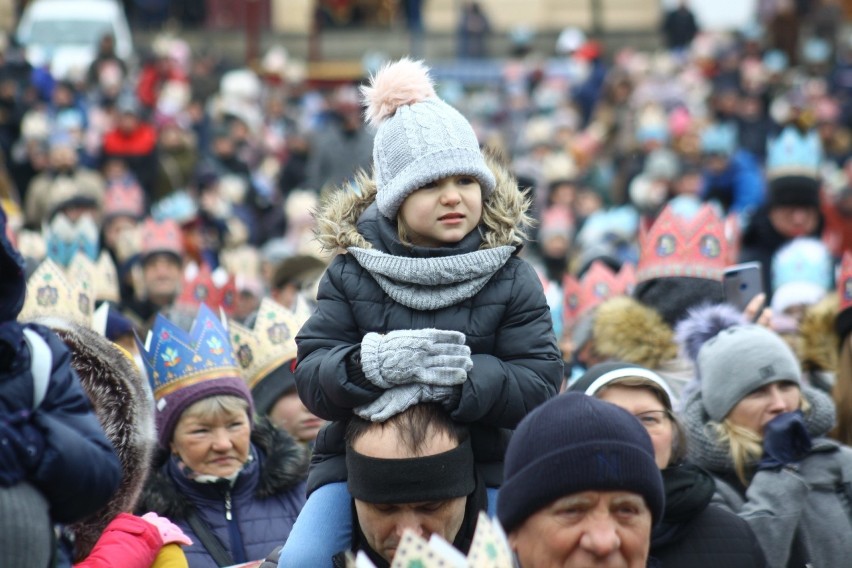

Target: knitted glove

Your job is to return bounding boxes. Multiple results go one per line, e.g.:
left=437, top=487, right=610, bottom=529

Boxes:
left=0, top=410, right=45, bottom=486
left=758, top=410, right=813, bottom=471
left=360, top=329, right=472, bottom=389
left=141, top=512, right=193, bottom=546
left=354, top=383, right=459, bottom=422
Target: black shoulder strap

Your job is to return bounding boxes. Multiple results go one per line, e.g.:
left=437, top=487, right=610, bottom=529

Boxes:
left=185, top=507, right=234, bottom=567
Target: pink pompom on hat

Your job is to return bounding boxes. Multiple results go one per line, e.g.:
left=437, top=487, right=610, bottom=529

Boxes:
left=361, top=58, right=496, bottom=219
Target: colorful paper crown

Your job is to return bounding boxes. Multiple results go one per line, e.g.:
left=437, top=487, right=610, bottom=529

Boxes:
left=840, top=252, right=852, bottom=314
left=44, top=212, right=99, bottom=267
left=138, top=303, right=241, bottom=400
left=103, top=181, right=145, bottom=219
left=563, top=261, right=636, bottom=329
left=229, top=298, right=301, bottom=389
left=348, top=512, right=512, bottom=568
left=140, top=218, right=184, bottom=259
left=175, top=263, right=237, bottom=316
left=636, top=204, right=730, bottom=283
left=766, top=126, right=822, bottom=180
left=19, top=258, right=94, bottom=327
left=68, top=251, right=121, bottom=303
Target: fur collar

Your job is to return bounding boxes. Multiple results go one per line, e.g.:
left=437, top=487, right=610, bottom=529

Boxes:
left=592, top=296, right=678, bottom=369
left=313, top=150, right=532, bottom=253
left=136, top=419, right=309, bottom=521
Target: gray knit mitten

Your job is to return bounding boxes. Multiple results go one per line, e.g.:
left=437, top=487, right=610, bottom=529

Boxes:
left=360, top=329, right=472, bottom=389
left=354, top=383, right=457, bottom=422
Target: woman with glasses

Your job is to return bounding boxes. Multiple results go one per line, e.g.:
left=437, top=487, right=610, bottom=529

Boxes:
left=571, top=361, right=767, bottom=567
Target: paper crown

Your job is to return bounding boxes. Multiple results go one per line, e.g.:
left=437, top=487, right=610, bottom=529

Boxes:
left=175, top=263, right=237, bottom=316
left=44, top=212, right=99, bottom=267
left=68, top=251, right=121, bottom=303
left=140, top=218, right=184, bottom=259
left=103, top=181, right=145, bottom=219
left=772, top=237, right=833, bottom=293
left=229, top=298, right=301, bottom=389
left=151, top=190, right=198, bottom=225
left=840, top=252, right=852, bottom=314
left=138, top=303, right=240, bottom=400
left=766, top=126, right=822, bottom=180
left=19, top=258, right=94, bottom=327
left=348, top=512, right=512, bottom=568
left=700, top=123, right=738, bottom=156
left=563, top=261, right=636, bottom=329
left=637, top=204, right=730, bottom=282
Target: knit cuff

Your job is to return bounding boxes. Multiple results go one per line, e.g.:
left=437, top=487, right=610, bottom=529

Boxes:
left=359, top=333, right=391, bottom=389
left=345, top=347, right=383, bottom=393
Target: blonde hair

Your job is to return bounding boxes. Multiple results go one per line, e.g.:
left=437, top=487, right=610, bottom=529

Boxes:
left=832, top=338, right=852, bottom=446
left=182, top=395, right=250, bottom=424
left=714, top=395, right=811, bottom=485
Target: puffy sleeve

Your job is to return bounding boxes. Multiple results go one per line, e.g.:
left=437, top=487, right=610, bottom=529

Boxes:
left=295, top=256, right=383, bottom=421
left=453, top=260, right=563, bottom=427
left=74, top=513, right=162, bottom=568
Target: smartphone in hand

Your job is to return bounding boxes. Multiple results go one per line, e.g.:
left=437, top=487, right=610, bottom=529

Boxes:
left=723, top=262, right=764, bottom=312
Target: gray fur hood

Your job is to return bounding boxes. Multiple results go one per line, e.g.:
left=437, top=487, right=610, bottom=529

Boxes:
left=313, top=151, right=533, bottom=252
left=35, top=317, right=157, bottom=562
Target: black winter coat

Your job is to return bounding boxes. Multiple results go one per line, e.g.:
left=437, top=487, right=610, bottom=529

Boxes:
left=296, top=159, right=563, bottom=492
left=651, top=464, right=767, bottom=567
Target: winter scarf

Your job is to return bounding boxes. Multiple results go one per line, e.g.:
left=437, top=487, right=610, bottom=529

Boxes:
left=650, top=462, right=715, bottom=549
left=682, top=384, right=837, bottom=475
left=347, top=245, right=514, bottom=310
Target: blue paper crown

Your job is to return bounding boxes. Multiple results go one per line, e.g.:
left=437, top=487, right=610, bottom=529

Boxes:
left=772, top=237, right=833, bottom=292
left=766, top=126, right=822, bottom=179
left=700, top=123, right=738, bottom=156
left=137, top=304, right=240, bottom=400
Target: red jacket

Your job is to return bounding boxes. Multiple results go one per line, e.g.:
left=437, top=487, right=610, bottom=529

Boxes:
left=74, top=514, right=162, bottom=568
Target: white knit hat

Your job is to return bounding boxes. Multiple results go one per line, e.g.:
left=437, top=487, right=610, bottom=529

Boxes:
left=361, top=58, right=496, bottom=219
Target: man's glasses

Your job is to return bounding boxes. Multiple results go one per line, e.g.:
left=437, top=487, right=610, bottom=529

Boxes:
left=633, top=410, right=671, bottom=432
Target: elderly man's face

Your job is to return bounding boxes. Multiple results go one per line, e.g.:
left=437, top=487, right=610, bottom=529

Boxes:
left=509, top=491, right=652, bottom=568
left=351, top=429, right=467, bottom=563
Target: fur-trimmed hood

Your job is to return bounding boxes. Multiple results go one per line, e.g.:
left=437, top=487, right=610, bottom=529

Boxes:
left=136, top=418, right=309, bottom=521
left=33, top=317, right=156, bottom=561
left=800, top=294, right=839, bottom=373
left=313, top=150, right=532, bottom=252
left=593, top=296, right=678, bottom=369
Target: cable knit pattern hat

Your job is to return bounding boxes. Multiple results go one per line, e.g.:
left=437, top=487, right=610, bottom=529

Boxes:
left=498, top=393, right=664, bottom=532
left=361, top=58, right=496, bottom=219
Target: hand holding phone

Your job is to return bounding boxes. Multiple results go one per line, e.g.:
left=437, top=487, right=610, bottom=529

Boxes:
left=723, top=262, right=764, bottom=314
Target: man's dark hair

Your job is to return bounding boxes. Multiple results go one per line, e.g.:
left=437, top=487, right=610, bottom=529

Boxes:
left=345, top=403, right=468, bottom=456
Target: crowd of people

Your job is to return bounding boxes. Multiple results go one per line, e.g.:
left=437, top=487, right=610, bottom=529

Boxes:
left=2, top=1, right=852, bottom=566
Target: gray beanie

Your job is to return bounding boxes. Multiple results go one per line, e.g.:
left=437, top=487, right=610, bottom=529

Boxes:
left=0, top=482, right=53, bottom=568
left=697, top=324, right=801, bottom=421
left=361, top=58, right=496, bottom=219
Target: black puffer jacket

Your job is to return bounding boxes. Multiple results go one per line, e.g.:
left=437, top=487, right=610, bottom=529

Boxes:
left=651, top=464, right=767, bottom=567
left=296, top=157, right=563, bottom=492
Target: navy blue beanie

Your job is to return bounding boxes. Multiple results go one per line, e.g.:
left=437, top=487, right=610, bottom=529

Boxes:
left=498, top=392, right=664, bottom=533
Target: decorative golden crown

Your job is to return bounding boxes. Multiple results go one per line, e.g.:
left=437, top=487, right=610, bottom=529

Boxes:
left=229, top=297, right=302, bottom=389
left=67, top=251, right=120, bottom=304
left=19, top=258, right=94, bottom=328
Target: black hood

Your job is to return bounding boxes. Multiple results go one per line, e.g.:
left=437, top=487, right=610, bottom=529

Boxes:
left=0, top=206, right=25, bottom=320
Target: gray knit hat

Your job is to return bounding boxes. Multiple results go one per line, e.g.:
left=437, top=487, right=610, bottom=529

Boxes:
left=697, top=324, right=801, bottom=422
left=361, top=58, right=496, bottom=219
left=0, top=483, right=53, bottom=568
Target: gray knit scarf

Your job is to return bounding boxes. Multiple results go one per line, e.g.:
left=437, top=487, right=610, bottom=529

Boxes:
left=347, top=245, right=515, bottom=311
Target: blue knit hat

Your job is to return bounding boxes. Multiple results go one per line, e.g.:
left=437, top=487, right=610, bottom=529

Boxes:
left=498, top=392, right=664, bottom=532
left=361, top=58, right=496, bottom=219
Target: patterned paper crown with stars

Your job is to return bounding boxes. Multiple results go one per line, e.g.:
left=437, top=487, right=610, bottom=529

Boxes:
left=103, top=181, right=145, bottom=219
left=229, top=297, right=301, bottom=389
left=562, top=261, right=636, bottom=329
left=175, top=263, right=238, bottom=316
left=636, top=204, right=730, bottom=283
left=18, top=258, right=94, bottom=328
left=346, top=512, right=513, bottom=568
left=68, top=251, right=121, bottom=304
left=138, top=303, right=241, bottom=401
left=766, top=125, right=823, bottom=180
left=140, top=218, right=184, bottom=260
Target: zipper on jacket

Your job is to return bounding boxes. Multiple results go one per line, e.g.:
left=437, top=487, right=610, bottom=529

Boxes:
left=225, top=490, right=232, bottom=521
